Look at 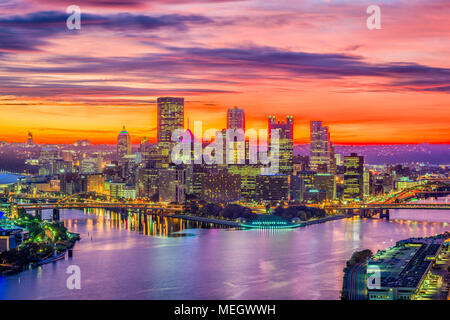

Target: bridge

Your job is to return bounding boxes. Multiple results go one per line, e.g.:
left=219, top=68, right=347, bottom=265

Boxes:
left=377, top=180, right=450, bottom=204
left=17, top=202, right=184, bottom=213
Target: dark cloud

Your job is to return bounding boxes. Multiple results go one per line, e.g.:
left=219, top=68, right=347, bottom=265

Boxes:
left=0, top=11, right=213, bottom=52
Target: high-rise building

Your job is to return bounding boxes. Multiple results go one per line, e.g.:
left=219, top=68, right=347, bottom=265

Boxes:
left=81, top=174, right=104, bottom=193
left=80, top=155, right=102, bottom=174
left=310, top=121, right=336, bottom=174
left=157, top=97, right=184, bottom=165
left=313, top=173, right=336, bottom=201
left=158, top=167, right=185, bottom=203
left=117, top=126, right=131, bottom=162
left=26, top=132, right=33, bottom=145
left=268, top=115, right=294, bottom=175
left=227, top=107, right=245, bottom=131
left=157, top=97, right=184, bottom=144
left=255, top=175, right=289, bottom=201
left=201, top=170, right=241, bottom=203
left=38, top=147, right=61, bottom=175
left=343, top=153, right=364, bottom=201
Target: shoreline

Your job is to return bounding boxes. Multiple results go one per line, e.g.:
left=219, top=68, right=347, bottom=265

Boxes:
left=0, top=232, right=80, bottom=276
left=172, top=212, right=355, bottom=228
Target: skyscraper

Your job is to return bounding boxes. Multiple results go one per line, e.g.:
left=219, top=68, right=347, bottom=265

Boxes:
left=157, top=97, right=184, bottom=145
left=343, top=153, right=364, bottom=201
left=227, top=107, right=245, bottom=131
left=27, top=132, right=33, bottom=145
left=117, top=126, right=131, bottom=162
left=309, top=121, right=336, bottom=174
left=268, top=115, right=294, bottom=175
left=157, top=97, right=184, bottom=165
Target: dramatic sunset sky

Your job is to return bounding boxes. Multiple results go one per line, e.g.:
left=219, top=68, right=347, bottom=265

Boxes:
left=0, top=0, right=449, bottom=144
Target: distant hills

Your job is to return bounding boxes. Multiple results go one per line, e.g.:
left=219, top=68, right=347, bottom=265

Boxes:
left=294, top=144, right=450, bottom=165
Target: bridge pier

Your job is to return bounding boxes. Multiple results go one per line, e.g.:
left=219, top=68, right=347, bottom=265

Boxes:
left=52, top=208, right=60, bottom=222
left=380, top=209, right=390, bottom=220
left=35, top=208, right=42, bottom=221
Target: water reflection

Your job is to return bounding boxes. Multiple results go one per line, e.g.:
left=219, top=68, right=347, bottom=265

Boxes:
left=1, top=208, right=448, bottom=300
left=82, top=208, right=230, bottom=237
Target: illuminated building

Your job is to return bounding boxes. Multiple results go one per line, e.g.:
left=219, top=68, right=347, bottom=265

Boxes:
left=201, top=170, right=241, bottom=202
left=136, top=166, right=159, bottom=199
left=61, top=150, right=74, bottom=162
left=80, top=155, right=102, bottom=174
left=158, top=167, right=185, bottom=203
left=335, top=153, right=343, bottom=166
left=81, top=174, right=104, bottom=193
left=367, top=238, right=444, bottom=300
left=293, top=156, right=309, bottom=175
left=110, top=181, right=125, bottom=199
left=59, top=173, right=81, bottom=194
left=157, top=97, right=184, bottom=164
left=343, top=153, right=364, bottom=201
left=139, top=137, right=151, bottom=161
left=314, top=173, right=336, bottom=201
left=289, top=174, right=303, bottom=201
left=255, top=175, right=289, bottom=201
left=227, top=107, right=245, bottom=131
left=296, top=170, right=315, bottom=201
left=38, top=147, right=61, bottom=175
left=26, top=132, right=33, bottom=145
left=227, top=164, right=262, bottom=201
left=309, top=121, right=336, bottom=174
left=268, top=115, right=294, bottom=175
left=117, top=126, right=131, bottom=162
left=363, top=168, right=371, bottom=199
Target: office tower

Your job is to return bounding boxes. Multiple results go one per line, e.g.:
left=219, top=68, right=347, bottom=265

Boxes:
left=268, top=115, right=294, bottom=175
left=61, top=150, right=74, bottom=162
left=201, top=170, right=241, bottom=202
left=227, top=107, right=245, bottom=131
left=38, top=147, right=60, bottom=175
left=293, top=156, right=309, bottom=175
left=59, top=173, right=81, bottom=195
left=117, top=126, right=131, bottom=162
left=255, top=175, right=289, bottom=201
left=335, top=153, right=343, bottom=166
left=157, top=97, right=184, bottom=166
left=309, top=121, right=336, bottom=174
left=136, top=166, right=159, bottom=199
left=158, top=167, right=185, bottom=203
left=313, top=173, right=336, bottom=201
left=227, top=164, right=262, bottom=201
left=363, top=168, right=371, bottom=199
left=26, top=132, right=33, bottom=145
left=297, top=170, right=316, bottom=202
left=343, top=153, right=364, bottom=201
left=81, top=174, right=104, bottom=193
left=157, top=97, right=184, bottom=144
left=110, top=181, right=125, bottom=199
left=80, top=156, right=102, bottom=174
left=289, top=175, right=303, bottom=201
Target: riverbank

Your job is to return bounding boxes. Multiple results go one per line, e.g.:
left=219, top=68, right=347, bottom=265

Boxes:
left=172, top=214, right=240, bottom=227
left=301, top=213, right=355, bottom=226
left=172, top=212, right=353, bottom=228
left=0, top=231, right=80, bottom=276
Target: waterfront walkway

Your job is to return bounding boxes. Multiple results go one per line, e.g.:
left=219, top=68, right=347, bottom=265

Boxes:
left=171, top=214, right=240, bottom=227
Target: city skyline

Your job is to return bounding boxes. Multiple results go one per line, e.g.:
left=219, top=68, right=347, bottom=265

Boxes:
left=0, top=0, right=449, bottom=144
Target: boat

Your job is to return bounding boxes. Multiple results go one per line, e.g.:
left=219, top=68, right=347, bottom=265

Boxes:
left=37, top=251, right=66, bottom=266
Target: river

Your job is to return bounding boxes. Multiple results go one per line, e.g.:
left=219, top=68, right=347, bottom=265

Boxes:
left=0, top=208, right=448, bottom=300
